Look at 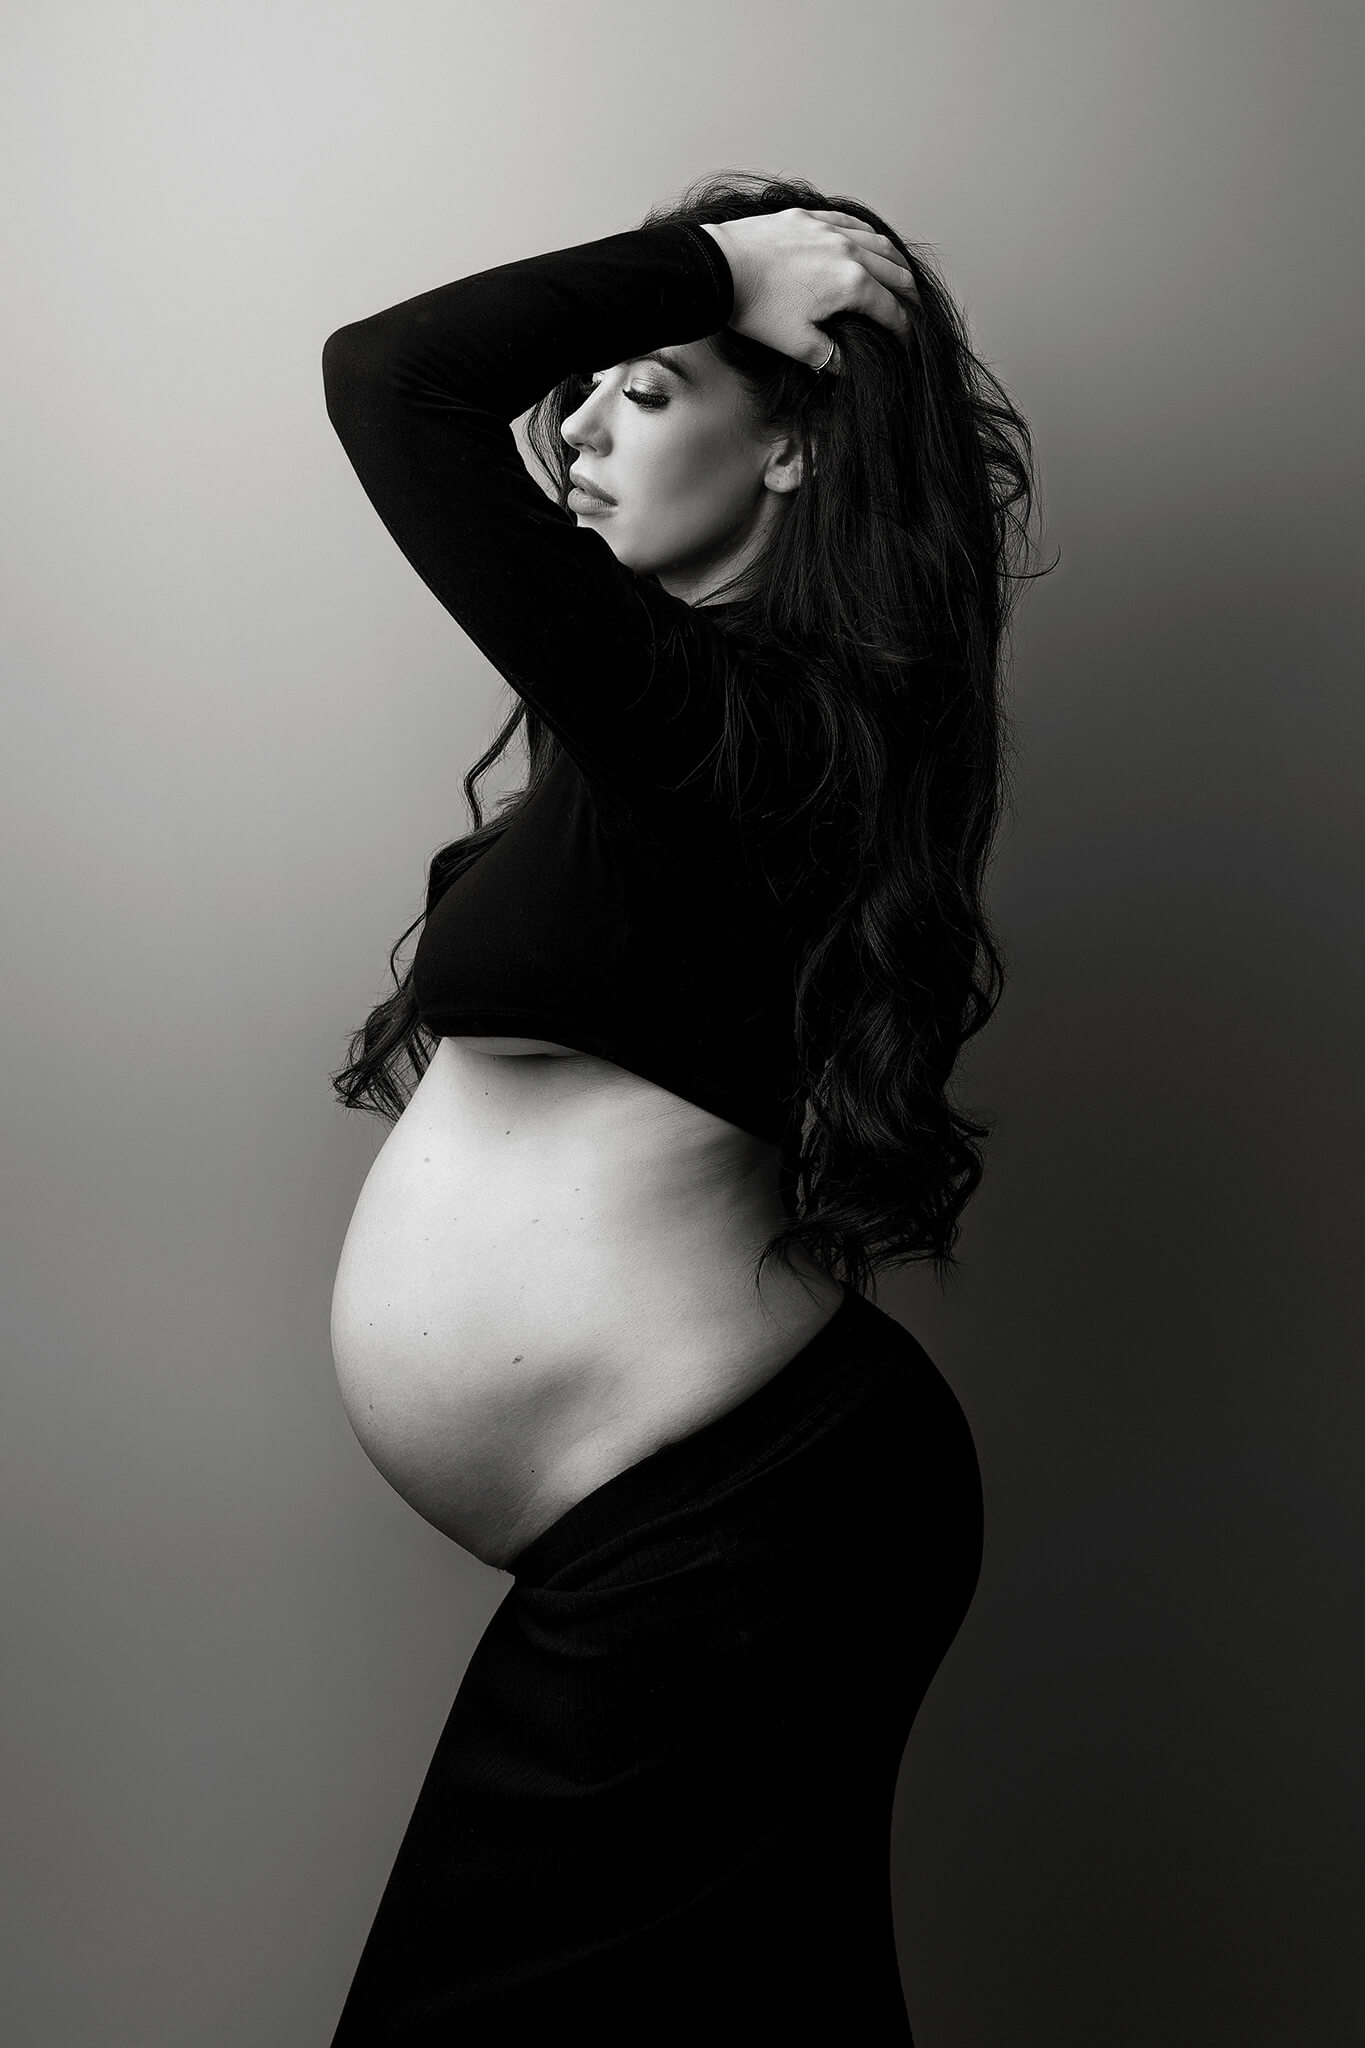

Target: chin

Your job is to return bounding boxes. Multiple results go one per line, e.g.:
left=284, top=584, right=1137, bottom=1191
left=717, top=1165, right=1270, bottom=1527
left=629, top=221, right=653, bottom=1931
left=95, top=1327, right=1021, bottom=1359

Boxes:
left=600, top=535, right=645, bottom=572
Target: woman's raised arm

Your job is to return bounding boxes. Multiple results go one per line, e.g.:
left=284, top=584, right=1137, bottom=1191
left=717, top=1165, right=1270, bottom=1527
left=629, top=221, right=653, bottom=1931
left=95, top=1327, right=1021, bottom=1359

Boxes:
left=321, top=221, right=743, bottom=804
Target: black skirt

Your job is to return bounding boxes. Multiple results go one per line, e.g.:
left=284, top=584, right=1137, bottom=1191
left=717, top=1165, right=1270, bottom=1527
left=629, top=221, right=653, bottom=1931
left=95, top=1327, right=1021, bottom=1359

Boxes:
left=331, top=1283, right=983, bottom=2046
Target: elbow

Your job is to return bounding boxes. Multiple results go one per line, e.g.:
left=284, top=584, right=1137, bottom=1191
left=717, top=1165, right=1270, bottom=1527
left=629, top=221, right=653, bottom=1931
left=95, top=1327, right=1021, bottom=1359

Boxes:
left=321, top=317, right=403, bottom=445
left=321, top=322, right=368, bottom=422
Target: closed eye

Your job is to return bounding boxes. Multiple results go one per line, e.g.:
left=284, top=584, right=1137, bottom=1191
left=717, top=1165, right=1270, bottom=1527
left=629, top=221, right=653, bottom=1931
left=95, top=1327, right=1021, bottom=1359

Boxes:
left=574, top=372, right=668, bottom=411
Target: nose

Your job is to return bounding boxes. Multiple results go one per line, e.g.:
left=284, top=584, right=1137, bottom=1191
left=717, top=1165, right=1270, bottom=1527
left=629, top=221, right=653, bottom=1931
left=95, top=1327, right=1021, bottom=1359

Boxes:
left=560, top=378, right=606, bottom=455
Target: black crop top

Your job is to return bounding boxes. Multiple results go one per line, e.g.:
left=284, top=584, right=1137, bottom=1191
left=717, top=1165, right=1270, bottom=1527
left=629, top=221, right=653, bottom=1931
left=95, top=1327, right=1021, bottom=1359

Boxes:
left=322, top=220, right=837, bottom=1146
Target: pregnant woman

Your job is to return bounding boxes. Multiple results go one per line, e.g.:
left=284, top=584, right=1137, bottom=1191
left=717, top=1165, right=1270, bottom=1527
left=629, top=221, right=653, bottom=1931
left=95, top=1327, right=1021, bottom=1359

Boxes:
left=322, top=169, right=1037, bottom=2043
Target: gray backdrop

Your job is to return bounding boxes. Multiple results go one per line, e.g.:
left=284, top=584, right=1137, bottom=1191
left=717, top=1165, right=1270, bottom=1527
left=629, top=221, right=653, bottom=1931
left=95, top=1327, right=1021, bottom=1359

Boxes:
left=4, top=2, right=1361, bottom=2042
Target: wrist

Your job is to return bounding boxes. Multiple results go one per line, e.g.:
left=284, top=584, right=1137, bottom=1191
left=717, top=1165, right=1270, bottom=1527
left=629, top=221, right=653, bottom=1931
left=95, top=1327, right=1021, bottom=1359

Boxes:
left=698, top=220, right=749, bottom=318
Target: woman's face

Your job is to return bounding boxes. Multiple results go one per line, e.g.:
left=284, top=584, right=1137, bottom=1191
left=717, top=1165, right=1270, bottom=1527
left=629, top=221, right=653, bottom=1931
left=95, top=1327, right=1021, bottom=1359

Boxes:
left=559, top=340, right=800, bottom=604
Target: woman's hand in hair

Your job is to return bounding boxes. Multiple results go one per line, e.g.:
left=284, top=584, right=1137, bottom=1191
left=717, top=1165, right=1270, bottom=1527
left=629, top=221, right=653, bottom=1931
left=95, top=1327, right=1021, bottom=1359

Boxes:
left=699, top=208, right=918, bottom=372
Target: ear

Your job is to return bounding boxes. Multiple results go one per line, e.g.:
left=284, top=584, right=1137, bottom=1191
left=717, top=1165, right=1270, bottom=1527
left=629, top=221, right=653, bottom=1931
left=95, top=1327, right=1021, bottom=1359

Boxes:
left=762, top=425, right=810, bottom=496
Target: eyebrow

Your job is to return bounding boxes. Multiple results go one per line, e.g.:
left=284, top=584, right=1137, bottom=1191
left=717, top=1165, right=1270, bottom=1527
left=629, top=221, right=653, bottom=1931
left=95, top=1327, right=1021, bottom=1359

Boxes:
left=636, top=348, right=695, bottom=385
left=589, top=349, right=697, bottom=387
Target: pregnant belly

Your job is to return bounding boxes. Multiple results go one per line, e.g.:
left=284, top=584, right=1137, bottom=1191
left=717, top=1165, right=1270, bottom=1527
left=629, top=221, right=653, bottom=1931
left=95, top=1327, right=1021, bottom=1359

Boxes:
left=329, top=1037, right=842, bottom=1569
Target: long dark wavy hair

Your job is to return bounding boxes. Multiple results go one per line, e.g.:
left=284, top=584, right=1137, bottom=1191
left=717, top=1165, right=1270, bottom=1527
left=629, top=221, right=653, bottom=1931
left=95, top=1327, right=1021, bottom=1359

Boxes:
left=332, top=169, right=1047, bottom=1299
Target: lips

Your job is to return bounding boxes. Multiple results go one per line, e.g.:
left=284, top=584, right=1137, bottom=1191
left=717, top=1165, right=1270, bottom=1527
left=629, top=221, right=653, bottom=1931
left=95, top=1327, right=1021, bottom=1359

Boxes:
left=569, top=470, right=616, bottom=505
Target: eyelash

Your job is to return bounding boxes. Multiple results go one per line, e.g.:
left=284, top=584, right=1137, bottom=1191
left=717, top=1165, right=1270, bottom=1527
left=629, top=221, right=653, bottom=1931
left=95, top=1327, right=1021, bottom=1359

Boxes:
left=576, top=374, right=668, bottom=411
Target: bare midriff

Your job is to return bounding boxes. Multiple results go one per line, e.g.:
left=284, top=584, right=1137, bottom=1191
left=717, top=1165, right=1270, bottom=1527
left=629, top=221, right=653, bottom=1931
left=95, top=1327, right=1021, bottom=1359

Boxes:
left=329, top=1036, right=845, bottom=1570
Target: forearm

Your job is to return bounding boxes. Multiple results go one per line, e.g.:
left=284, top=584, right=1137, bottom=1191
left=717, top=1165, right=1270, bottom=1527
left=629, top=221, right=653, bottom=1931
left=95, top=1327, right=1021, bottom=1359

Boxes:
left=322, top=220, right=734, bottom=434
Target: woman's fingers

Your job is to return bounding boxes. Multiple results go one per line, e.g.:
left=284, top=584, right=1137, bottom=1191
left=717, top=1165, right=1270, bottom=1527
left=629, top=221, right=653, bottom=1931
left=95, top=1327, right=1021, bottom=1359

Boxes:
left=804, top=208, right=918, bottom=319
left=807, top=209, right=911, bottom=267
left=835, top=247, right=918, bottom=333
left=859, top=247, right=920, bottom=301
left=721, top=206, right=915, bottom=362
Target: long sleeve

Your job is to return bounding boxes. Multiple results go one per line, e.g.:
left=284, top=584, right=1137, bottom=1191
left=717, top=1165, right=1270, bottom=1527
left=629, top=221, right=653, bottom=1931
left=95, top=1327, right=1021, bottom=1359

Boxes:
left=321, top=220, right=744, bottom=805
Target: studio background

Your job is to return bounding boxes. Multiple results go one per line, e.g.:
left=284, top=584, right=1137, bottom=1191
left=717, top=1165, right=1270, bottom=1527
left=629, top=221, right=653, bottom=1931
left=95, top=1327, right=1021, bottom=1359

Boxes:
left=3, top=3, right=1361, bottom=2042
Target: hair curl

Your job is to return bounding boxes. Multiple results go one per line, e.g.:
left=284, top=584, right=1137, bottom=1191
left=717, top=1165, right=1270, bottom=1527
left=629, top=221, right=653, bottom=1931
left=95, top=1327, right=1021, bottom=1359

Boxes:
left=332, top=169, right=1049, bottom=1300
